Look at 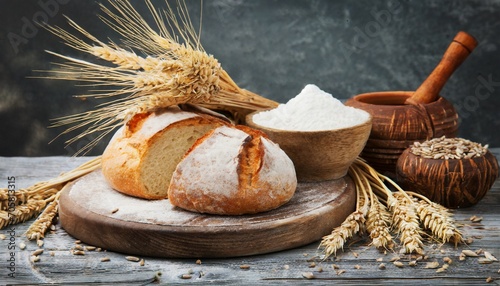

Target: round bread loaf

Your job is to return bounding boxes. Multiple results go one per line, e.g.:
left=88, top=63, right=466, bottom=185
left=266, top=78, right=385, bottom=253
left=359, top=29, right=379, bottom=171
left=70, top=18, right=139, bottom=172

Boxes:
left=168, top=125, right=297, bottom=215
left=101, top=106, right=228, bottom=200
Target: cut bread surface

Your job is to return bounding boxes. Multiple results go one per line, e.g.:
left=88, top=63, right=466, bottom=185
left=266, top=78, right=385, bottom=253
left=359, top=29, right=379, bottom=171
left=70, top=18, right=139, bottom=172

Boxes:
left=101, top=107, right=227, bottom=200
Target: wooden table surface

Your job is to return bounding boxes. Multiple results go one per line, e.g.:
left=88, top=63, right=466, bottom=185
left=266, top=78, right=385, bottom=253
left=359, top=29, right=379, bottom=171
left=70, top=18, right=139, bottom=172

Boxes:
left=1, top=151, right=499, bottom=285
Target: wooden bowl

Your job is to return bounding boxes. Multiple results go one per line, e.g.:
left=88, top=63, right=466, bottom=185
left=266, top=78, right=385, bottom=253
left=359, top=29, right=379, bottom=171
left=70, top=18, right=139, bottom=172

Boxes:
left=396, top=148, right=499, bottom=208
left=345, top=91, right=458, bottom=176
left=246, top=112, right=372, bottom=182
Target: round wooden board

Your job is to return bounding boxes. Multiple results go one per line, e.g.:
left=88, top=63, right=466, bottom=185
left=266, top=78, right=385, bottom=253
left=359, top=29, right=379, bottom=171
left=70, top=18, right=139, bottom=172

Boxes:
left=59, top=170, right=356, bottom=258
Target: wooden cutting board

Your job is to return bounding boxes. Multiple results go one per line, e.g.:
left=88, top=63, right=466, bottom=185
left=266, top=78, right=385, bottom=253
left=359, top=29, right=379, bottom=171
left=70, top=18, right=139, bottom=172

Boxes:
left=59, top=170, right=356, bottom=258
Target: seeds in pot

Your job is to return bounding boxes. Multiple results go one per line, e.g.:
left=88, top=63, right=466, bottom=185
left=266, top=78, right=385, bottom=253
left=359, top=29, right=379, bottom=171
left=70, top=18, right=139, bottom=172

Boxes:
left=410, top=136, right=488, bottom=160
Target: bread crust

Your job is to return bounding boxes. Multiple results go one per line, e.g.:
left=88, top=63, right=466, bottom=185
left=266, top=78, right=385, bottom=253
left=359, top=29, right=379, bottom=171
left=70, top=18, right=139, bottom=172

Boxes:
left=101, top=107, right=228, bottom=199
left=168, top=125, right=297, bottom=215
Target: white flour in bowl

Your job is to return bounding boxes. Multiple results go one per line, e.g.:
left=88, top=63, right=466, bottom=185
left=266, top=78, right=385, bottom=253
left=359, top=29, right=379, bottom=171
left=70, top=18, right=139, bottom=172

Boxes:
left=252, top=84, right=370, bottom=131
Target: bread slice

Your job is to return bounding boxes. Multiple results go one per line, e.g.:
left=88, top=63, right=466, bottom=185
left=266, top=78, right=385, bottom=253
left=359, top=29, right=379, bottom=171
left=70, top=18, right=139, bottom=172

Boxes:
left=168, top=125, right=297, bottom=215
left=101, top=106, right=228, bottom=199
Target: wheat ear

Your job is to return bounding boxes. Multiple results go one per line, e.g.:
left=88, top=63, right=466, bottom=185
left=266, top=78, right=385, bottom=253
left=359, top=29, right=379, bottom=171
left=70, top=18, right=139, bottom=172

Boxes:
left=391, top=193, right=425, bottom=254
left=366, top=189, right=394, bottom=250
left=409, top=191, right=463, bottom=246
left=40, top=0, right=278, bottom=154
left=0, top=157, right=101, bottom=235
left=319, top=163, right=369, bottom=259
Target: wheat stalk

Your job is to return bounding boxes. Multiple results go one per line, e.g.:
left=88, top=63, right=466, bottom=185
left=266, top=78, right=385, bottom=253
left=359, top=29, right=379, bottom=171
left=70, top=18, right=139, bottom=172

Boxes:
left=366, top=190, right=394, bottom=250
left=25, top=192, right=62, bottom=240
left=0, top=157, right=101, bottom=237
left=40, top=0, right=278, bottom=155
left=391, top=193, right=425, bottom=254
left=320, top=158, right=464, bottom=257
left=409, top=191, right=463, bottom=246
left=319, top=162, right=369, bottom=259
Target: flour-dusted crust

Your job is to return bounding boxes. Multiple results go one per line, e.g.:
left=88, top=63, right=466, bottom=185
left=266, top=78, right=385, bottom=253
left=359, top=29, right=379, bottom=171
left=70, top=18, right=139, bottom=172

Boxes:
left=101, top=106, right=228, bottom=200
left=168, top=125, right=297, bottom=215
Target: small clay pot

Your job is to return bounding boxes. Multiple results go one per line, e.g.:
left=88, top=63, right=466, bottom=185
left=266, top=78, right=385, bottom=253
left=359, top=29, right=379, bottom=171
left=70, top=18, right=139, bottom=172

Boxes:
left=345, top=91, right=458, bottom=175
left=246, top=112, right=372, bottom=182
left=396, top=148, right=499, bottom=208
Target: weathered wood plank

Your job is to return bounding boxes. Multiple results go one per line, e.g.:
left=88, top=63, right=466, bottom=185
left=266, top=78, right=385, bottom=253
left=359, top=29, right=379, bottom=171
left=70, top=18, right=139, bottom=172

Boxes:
left=1, top=153, right=499, bottom=285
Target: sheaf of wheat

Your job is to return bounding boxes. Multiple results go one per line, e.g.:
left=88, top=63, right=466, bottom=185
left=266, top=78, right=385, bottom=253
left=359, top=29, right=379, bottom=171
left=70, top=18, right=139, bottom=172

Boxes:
left=319, top=158, right=464, bottom=259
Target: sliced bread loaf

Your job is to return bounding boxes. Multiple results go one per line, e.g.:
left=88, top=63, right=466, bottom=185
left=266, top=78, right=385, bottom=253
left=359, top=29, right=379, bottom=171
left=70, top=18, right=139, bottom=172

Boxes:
left=101, top=106, right=228, bottom=199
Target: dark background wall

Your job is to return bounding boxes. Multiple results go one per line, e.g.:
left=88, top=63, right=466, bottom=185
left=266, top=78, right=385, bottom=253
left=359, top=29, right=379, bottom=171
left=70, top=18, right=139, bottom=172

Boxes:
left=1, top=0, right=499, bottom=156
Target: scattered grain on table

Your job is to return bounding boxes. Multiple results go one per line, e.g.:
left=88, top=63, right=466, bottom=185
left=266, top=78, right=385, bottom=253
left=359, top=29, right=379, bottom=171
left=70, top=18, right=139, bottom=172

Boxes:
left=19, top=242, right=26, bottom=250
left=240, top=264, right=250, bottom=270
left=336, top=269, right=346, bottom=275
left=180, top=274, right=192, bottom=279
left=139, top=259, right=145, bottom=266
left=470, top=215, right=483, bottom=223
left=462, top=250, right=479, bottom=257
left=390, top=256, right=401, bottom=262
left=425, top=261, right=440, bottom=269
left=393, top=261, right=404, bottom=268
left=436, top=264, right=449, bottom=273
left=484, top=251, right=497, bottom=261
left=195, top=259, right=202, bottom=265
left=73, top=250, right=85, bottom=256
left=32, top=249, right=43, bottom=256
left=125, top=256, right=140, bottom=262
left=379, top=263, right=386, bottom=270
left=302, top=272, right=314, bottom=279
left=101, top=257, right=110, bottom=262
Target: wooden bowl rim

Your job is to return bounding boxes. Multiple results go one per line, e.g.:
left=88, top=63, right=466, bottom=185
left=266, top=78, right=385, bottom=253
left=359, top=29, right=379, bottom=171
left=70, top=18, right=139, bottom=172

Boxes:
left=349, top=91, right=449, bottom=107
left=246, top=110, right=372, bottom=135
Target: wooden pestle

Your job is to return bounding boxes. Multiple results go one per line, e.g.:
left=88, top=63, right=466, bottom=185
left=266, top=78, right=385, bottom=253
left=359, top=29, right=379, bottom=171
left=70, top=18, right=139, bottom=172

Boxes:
left=405, top=31, right=478, bottom=105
